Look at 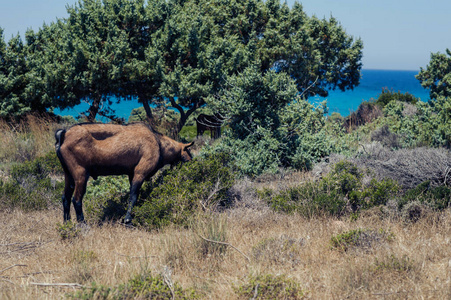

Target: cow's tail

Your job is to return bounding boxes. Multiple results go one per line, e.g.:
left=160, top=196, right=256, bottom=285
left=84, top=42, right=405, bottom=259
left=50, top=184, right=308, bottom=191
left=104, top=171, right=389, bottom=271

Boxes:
left=55, top=129, right=70, bottom=175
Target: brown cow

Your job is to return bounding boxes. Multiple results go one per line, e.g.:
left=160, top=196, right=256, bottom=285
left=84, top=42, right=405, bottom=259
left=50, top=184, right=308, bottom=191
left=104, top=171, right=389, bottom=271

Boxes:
left=55, top=123, right=194, bottom=224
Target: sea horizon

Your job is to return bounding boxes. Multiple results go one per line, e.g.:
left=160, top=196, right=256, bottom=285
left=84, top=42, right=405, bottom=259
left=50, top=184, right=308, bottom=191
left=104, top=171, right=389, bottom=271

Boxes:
left=55, top=68, right=430, bottom=121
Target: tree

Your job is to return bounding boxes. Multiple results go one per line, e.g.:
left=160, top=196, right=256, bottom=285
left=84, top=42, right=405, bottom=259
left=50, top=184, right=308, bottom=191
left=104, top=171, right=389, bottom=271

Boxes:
left=0, top=27, right=62, bottom=120
left=158, top=0, right=363, bottom=134
left=416, top=49, right=451, bottom=99
left=56, top=0, right=133, bottom=121
left=1, top=0, right=362, bottom=129
left=0, top=33, right=31, bottom=119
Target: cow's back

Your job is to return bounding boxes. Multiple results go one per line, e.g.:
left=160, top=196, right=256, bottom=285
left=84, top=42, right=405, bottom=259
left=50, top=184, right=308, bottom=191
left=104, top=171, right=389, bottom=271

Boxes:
left=60, top=123, right=161, bottom=175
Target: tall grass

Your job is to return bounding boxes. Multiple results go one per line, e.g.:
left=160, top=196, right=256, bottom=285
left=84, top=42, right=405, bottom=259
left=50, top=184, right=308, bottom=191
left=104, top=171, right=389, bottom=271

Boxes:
left=0, top=114, right=61, bottom=165
left=2, top=208, right=451, bottom=299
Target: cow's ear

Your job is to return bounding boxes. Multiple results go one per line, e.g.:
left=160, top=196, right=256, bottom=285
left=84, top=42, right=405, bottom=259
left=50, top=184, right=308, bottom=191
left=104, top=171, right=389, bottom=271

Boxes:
left=185, top=141, right=194, bottom=149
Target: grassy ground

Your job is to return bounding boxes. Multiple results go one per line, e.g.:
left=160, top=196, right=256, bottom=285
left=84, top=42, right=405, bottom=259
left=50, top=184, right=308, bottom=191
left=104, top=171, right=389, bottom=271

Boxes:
left=2, top=203, right=451, bottom=299
left=1, top=117, right=451, bottom=299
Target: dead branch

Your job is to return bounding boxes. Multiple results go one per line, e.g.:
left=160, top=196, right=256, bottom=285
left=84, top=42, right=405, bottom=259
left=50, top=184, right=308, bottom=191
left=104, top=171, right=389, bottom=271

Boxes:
left=0, top=278, right=15, bottom=285
left=201, top=177, right=222, bottom=211
left=30, top=282, right=85, bottom=289
left=114, top=252, right=157, bottom=259
left=0, top=264, right=27, bottom=274
left=197, top=234, right=250, bottom=262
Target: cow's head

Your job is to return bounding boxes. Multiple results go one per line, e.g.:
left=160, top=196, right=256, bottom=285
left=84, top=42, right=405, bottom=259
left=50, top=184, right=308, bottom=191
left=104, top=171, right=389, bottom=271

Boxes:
left=180, top=141, right=194, bottom=162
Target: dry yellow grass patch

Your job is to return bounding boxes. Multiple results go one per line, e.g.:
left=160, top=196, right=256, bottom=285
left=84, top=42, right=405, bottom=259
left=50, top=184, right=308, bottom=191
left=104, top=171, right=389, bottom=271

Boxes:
left=1, top=207, right=451, bottom=299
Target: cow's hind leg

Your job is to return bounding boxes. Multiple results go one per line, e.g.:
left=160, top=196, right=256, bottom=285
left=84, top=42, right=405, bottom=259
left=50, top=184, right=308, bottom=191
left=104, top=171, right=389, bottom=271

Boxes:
left=62, top=172, right=75, bottom=222
left=72, top=170, right=89, bottom=223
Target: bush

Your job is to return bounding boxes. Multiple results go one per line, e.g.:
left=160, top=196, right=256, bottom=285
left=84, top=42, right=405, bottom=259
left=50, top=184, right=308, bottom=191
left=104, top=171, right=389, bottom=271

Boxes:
left=9, top=151, right=63, bottom=181
left=133, top=153, right=236, bottom=229
left=235, top=274, right=305, bottom=299
left=373, top=254, right=415, bottom=273
left=0, top=152, right=64, bottom=211
left=353, top=147, right=451, bottom=190
left=399, top=181, right=451, bottom=211
left=83, top=176, right=130, bottom=223
left=260, top=160, right=400, bottom=217
left=371, top=125, right=401, bottom=149
left=375, top=88, right=418, bottom=108
left=56, top=221, right=80, bottom=241
left=71, top=271, right=198, bottom=299
left=330, top=228, right=394, bottom=252
left=344, top=101, right=383, bottom=131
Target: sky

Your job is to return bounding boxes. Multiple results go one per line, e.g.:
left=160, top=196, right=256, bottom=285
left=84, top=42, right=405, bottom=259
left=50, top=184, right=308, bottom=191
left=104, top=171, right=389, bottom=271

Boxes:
left=1, top=0, right=450, bottom=71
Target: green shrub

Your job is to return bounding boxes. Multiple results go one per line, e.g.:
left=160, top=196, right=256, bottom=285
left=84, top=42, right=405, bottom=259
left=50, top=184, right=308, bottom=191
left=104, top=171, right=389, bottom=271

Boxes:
left=361, top=178, right=399, bottom=208
left=373, top=254, right=414, bottom=273
left=133, top=153, right=235, bottom=229
left=400, top=181, right=451, bottom=211
left=330, top=228, right=364, bottom=252
left=371, top=125, right=401, bottom=149
left=259, top=160, right=401, bottom=217
left=375, top=88, right=418, bottom=108
left=56, top=221, right=80, bottom=241
left=83, top=176, right=130, bottom=223
left=330, top=228, right=394, bottom=252
left=0, top=151, right=63, bottom=211
left=259, top=161, right=364, bottom=217
left=259, top=180, right=348, bottom=217
left=71, top=271, right=198, bottom=299
left=235, top=274, right=305, bottom=299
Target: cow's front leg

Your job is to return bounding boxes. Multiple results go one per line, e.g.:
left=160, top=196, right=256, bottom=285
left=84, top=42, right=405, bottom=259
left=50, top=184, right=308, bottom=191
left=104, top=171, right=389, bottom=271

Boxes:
left=124, top=176, right=144, bottom=224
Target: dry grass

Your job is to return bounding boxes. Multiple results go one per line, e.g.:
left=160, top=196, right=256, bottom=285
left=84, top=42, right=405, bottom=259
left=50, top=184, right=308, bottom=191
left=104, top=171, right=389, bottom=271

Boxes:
left=2, top=205, right=451, bottom=299
left=0, top=114, right=61, bottom=165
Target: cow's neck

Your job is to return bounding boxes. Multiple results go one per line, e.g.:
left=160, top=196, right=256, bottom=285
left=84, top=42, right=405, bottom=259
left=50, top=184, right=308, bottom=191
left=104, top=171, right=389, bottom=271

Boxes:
left=159, top=136, right=180, bottom=165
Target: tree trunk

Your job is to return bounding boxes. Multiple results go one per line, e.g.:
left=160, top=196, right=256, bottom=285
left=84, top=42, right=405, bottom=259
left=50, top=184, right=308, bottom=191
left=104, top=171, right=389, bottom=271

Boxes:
left=168, top=97, right=199, bottom=137
left=87, top=96, right=102, bottom=122
left=141, top=97, right=154, bottom=124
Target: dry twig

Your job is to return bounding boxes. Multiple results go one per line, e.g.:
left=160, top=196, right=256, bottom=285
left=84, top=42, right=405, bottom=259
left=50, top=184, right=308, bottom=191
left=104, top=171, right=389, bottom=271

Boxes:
left=0, top=264, right=27, bottom=274
left=30, top=282, right=85, bottom=289
left=197, top=234, right=250, bottom=262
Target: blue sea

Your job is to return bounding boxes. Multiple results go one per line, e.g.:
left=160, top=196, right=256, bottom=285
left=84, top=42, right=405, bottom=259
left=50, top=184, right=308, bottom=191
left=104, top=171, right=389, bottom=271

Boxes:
left=55, top=69, right=430, bottom=121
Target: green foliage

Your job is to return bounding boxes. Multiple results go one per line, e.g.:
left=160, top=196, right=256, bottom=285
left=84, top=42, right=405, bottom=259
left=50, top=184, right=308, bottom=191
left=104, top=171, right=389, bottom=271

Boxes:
left=56, top=221, right=80, bottom=241
left=0, top=152, right=63, bottom=211
left=330, top=228, right=364, bottom=251
left=207, top=68, right=341, bottom=176
left=361, top=178, right=399, bottom=208
left=71, top=271, right=198, bottom=300
left=330, top=228, right=394, bottom=252
left=133, top=153, right=235, bottom=229
left=377, top=97, right=451, bottom=148
left=259, top=161, right=400, bottom=217
left=83, top=176, right=130, bottom=223
left=235, top=274, right=305, bottom=299
left=373, top=254, right=414, bottom=273
left=416, top=48, right=451, bottom=99
left=9, top=151, right=62, bottom=180
left=375, top=88, right=418, bottom=108
left=399, top=181, right=451, bottom=211
left=1, top=0, right=362, bottom=129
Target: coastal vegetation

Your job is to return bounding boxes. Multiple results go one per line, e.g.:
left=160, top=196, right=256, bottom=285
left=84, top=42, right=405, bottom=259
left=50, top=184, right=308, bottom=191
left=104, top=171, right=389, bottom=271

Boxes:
left=1, top=0, right=451, bottom=299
